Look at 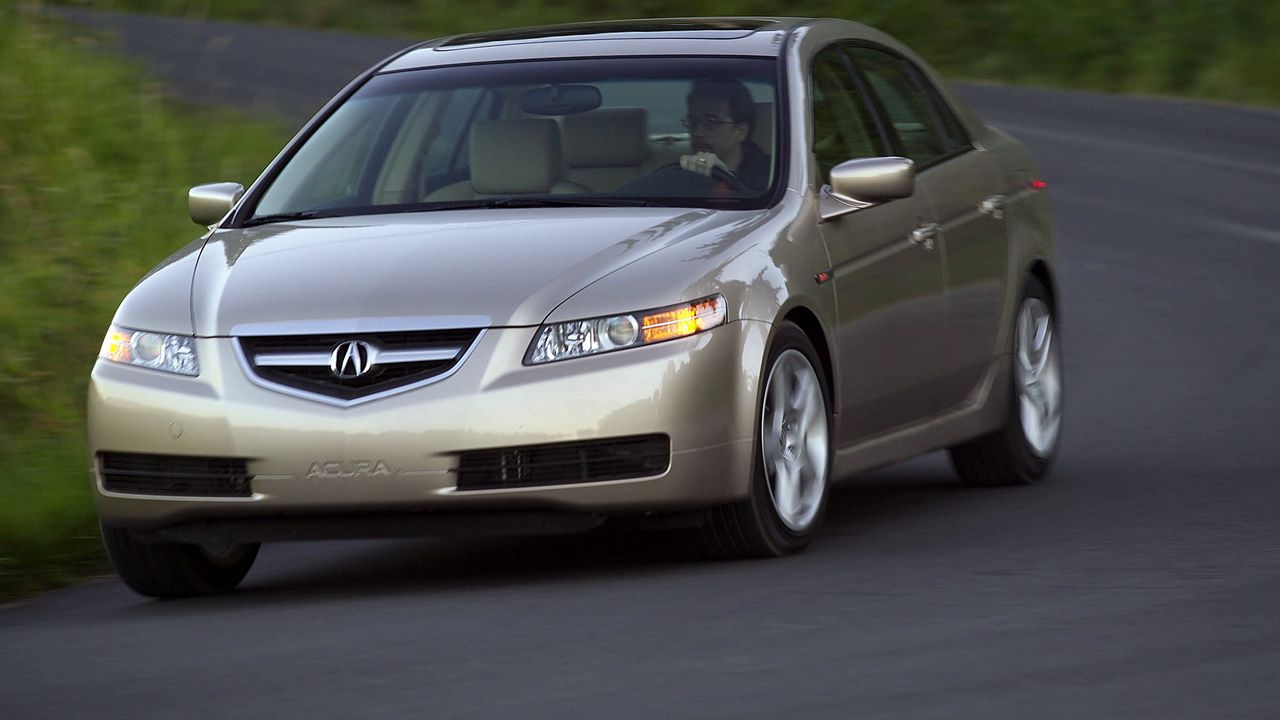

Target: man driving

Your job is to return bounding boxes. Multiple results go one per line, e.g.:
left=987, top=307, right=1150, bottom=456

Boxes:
left=679, top=78, right=771, bottom=190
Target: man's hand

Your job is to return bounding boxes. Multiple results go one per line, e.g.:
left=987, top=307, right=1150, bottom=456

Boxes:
left=679, top=151, right=732, bottom=177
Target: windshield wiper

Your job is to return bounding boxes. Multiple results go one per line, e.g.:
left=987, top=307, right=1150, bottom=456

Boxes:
left=424, top=197, right=663, bottom=211
left=242, top=197, right=664, bottom=224
left=241, top=210, right=326, bottom=227
left=488, top=198, right=665, bottom=208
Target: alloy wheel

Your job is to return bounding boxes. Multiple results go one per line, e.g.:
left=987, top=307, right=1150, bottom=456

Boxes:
left=761, top=349, right=829, bottom=532
left=1014, top=298, right=1062, bottom=458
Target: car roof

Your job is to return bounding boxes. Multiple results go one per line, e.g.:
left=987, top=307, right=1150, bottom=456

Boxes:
left=379, top=17, right=851, bottom=72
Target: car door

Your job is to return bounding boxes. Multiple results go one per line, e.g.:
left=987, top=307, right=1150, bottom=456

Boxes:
left=810, top=47, right=950, bottom=444
left=849, top=46, right=1010, bottom=411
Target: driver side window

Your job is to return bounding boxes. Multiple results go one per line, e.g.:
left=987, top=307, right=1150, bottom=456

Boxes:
left=810, top=47, right=886, bottom=180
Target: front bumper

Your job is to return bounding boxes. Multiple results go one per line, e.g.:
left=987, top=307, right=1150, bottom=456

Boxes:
left=88, top=320, right=769, bottom=532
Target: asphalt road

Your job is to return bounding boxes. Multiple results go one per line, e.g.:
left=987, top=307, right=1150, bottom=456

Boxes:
left=5, top=9, right=1280, bottom=719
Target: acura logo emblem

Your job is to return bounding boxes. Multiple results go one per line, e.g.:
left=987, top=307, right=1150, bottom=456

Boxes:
left=330, top=340, right=374, bottom=379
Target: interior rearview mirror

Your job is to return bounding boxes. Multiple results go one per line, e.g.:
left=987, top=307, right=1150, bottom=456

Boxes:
left=520, top=84, right=603, bottom=116
left=189, top=182, right=245, bottom=226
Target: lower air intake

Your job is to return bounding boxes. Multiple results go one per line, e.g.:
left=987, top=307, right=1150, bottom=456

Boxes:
left=99, top=452, right=253, bottom=498
left=456, top=435, right=670, bottom=491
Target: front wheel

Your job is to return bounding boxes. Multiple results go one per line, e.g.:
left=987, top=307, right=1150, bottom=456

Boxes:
left=949, top=276, right=1063, bottom=486
left=101, top=523, right=260, bottom=599
left=703, top=322, right=832, bottom=558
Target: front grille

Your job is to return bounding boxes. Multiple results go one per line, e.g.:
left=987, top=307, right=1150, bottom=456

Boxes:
left=456, top=435, right=670, bottom=491
left=99, top=452, right=253, bottom=498
left=239, top=329, right=481, bottom=402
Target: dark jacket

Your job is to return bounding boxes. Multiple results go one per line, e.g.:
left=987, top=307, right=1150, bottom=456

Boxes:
left=735, top=141, right=771, bottom=191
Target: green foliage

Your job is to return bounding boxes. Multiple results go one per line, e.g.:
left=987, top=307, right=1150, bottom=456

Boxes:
left=0, top=10, right=287, bottom=599
left=60, top=0, right=1280, bottom=106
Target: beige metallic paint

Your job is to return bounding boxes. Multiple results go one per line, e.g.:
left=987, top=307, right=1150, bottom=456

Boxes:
left=826, top=157, right=915, bottom=208
left=109, top=237, right=205, bottom=336
left=918, top=149, right=1011, bottom=409
left=192, top=208, right=723, bottom=335
left=89, top=18, right=1057, bottom=535
left=188, top=182, right=244, bottom=227
left=90, top=320, right=769, bottom=526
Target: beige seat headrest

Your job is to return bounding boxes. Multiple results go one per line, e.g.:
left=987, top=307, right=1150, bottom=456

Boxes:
left=563, top=108, right=649, bottom=169
left=470, top=119, right=563, bottom=194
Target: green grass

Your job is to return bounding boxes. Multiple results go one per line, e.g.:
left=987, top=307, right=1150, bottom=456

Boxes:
left=0, top=6, right=288, bottom=600
left=57, top=0, right=1280, bottom=107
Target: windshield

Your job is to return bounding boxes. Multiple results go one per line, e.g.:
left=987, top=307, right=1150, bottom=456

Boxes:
left=248, top=57, right=780, bottom=223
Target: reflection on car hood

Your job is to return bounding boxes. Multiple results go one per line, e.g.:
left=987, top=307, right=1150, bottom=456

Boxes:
left=191, top=207, right=724, bottom=336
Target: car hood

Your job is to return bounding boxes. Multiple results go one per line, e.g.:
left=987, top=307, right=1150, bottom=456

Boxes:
left=191, top=207, right=726, bottom=336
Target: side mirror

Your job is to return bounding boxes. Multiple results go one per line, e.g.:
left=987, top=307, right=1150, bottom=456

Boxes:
left=820, top=157, right=915, bottom=221
left=189, top=182, right=244, bottom=226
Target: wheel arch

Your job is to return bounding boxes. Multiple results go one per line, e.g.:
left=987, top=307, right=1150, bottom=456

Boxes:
left=1027, top=259, right=1058, bottom=313
left=778, top=304, right=836, bottom=414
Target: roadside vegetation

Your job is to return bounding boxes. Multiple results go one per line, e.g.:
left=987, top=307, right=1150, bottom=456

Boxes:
left=60, top=0, right=1280, bottom=107
left=0, top=7, right=287, bottom=599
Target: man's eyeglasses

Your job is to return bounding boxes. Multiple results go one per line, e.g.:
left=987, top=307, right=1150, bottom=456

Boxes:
left=682, top=114, right=740, bottom=130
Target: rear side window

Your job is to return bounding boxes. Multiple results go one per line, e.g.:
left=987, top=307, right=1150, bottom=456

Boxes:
left=921, top=80, right=969, bottom=151
left=849, top=47, right=966, bottom=167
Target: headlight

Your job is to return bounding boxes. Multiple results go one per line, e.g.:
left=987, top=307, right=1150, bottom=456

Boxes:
left=99, top=325, right=200, bottom=376
left=526, top=295, right=726, bottom=365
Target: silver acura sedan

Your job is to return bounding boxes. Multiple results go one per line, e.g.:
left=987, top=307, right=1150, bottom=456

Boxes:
left=89, top=17, right=1061, bottom=597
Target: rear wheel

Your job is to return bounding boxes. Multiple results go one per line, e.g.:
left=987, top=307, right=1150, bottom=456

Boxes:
left=101, top=523, right=259, bottom=599
left=949, top=276, right=1062, bottom=486
left=703, top=322, right=832, bottom=558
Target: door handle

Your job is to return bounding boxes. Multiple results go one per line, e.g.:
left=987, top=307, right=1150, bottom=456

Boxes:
left=910, top=223, right=940, bottom=250
left=980, top=195, right=1007, bottom=220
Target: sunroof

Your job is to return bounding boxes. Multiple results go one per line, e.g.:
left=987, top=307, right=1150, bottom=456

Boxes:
left=438, top=19, right=778, bottom=49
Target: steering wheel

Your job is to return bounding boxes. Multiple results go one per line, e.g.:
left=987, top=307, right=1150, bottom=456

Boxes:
left=708, top=165, right=747, bottom=192
left=665, top=161, right=747, bottom=192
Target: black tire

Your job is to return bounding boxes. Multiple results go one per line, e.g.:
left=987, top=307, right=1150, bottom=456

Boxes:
left=949, top=275, right=1062, bottom=486
left=702, top=322, right=833, bottom=558
left=100, top=523, right=259, bottom=599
